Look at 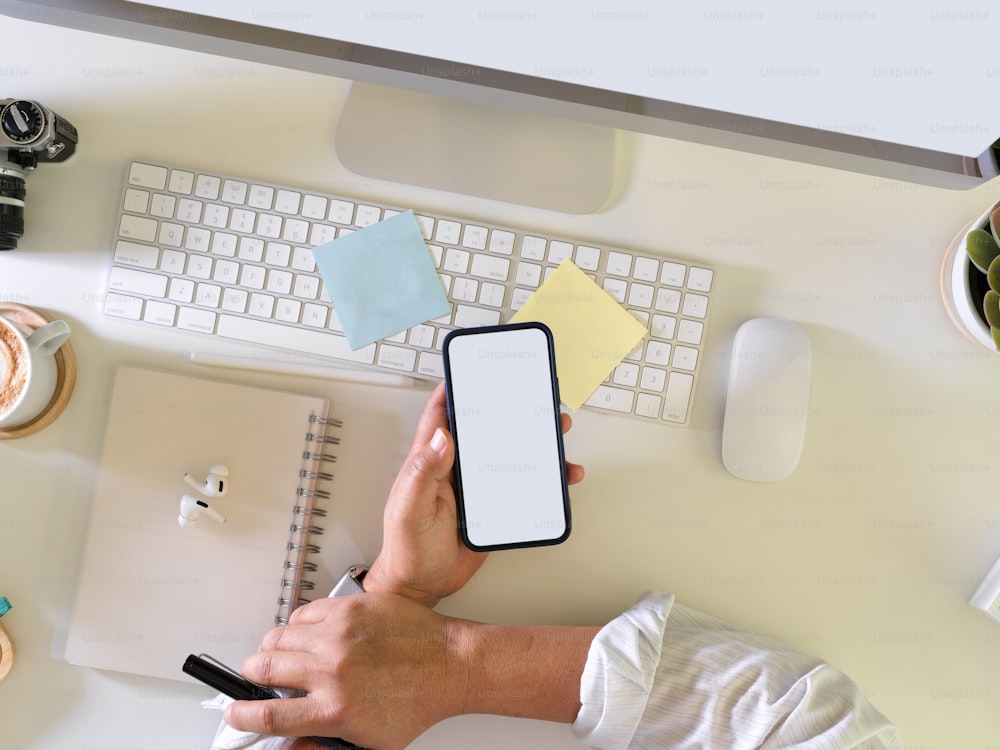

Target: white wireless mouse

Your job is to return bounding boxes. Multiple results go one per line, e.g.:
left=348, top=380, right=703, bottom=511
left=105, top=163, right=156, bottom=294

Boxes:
left=721, top=318, right=812, bottom=482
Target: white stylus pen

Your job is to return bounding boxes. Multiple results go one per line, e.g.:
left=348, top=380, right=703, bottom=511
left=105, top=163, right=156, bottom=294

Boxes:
left=189, top=351, right=418, bottom=388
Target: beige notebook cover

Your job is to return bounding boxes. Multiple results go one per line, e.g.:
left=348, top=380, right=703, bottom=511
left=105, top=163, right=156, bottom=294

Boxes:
left=65, top=366, right=355, bottom=682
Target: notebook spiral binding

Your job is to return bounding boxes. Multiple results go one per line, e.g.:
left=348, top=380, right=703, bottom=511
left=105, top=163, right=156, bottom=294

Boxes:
left=275, top=413, right=341, bottom=626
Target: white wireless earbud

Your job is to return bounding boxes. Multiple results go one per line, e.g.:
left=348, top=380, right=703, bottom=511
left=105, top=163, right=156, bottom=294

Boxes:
left=183, top=464, right=229, bottom=497
left=178, top=494, right=227, bottom=527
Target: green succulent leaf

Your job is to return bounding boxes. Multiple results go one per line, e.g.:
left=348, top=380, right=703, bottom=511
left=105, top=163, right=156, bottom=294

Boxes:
left=967, top=228, right=1000, bottom=274
left=984, top=291, right=1000, bottom=352
left=989, top=256, right=1000, bottom=292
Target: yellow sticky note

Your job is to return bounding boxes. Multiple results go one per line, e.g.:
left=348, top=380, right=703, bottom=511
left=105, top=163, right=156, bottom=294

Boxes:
left=511, top=259, right=647, bottom=409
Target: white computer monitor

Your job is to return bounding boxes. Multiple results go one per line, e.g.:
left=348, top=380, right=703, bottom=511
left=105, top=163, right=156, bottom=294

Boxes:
left=3, top=0, right=998, bottom=212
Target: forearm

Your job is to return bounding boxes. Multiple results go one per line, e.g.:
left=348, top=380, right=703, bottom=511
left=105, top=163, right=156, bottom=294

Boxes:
left=453, top=620, right=601, bottom=723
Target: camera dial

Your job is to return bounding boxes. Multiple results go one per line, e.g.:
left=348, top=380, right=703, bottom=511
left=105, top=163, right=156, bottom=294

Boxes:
left=1, top=101, right=46, bottom=145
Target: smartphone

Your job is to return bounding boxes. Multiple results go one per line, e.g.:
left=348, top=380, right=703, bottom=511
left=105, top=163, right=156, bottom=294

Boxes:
left=442, top=322, right=570, bottom=551
left=182, top=654, right=362, bottom=749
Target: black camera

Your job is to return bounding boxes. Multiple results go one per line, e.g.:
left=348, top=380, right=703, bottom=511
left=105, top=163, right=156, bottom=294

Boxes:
left=0, top=99, right=78, bottom=251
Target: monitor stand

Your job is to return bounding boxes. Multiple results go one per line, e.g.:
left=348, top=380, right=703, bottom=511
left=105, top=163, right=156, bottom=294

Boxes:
left=335, top=82, right=616, bottom=214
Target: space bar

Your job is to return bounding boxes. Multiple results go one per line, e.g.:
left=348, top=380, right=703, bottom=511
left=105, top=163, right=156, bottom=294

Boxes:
left=217, top=315, right=376, bottom=364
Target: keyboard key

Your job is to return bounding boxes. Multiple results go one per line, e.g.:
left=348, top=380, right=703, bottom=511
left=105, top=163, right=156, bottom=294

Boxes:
left=633, top=256, right=659, bottom=282
left=681, top=293, right=709, bottom=319
left=109, top=266, right=167, bottom=297
left=275, top=189, right=301, bottom=214
left=104, top=292, right=143, bottom=320
left=149, top=193, right=177, bottom=219
left=521, top=235, right=546, bottom=260
left=655, top=288, right=681, bottom=314
left=118, top=214, right=157, bottom=242
left=408, top=324, right=435, bottom=348
left=301, top=194, right=327, bottom=220
left=651, top=314, right=677, bottom=340
left=221, top=179, right=248, bottom=204
left=168, top=169, right=194, bottom=195
left=249, top=293, right=276, bottom=318
left=414, top=214, right=434, bottom=239
left=248, top=184, right=274, bottom=209
left=672, top=345, right=699, bottom=371
left=548, top=241, right=573, bottom=264
left=417, top=351, right=444, bottom=378
left=462, top=224, right=488, bottom=250
left=606, top=251, right=632, bottom=277
left=687, top=266, right=714, bottom=292
left=644, top=342, right=672, bottom=366
left=479, top=282, right=505, bottom=307
left=443, top=247, right=470, bottom=274
left=123, top=188, right=150, bottom=213
left=377, top=345, right=417, bottom=372
left=328, top=199, right=354, bottom=224
left=663, top=372, right=694, bottom=423
left=195, top=174, right=221, bottom=200
left=677, top=319, right=703, bottom=345
left=612, top=362, right=639, bottom=387
left=128, top=162, right=167, bottom=190
left=168, top=278, right=195, bottom=303
left=114, top=240, right=159, bottom=270
left=177, top=306, right=217, bottom=333
left=515, top=262, right=542, bottom=287
left=203, top=204, right=229, bottom=228
left=585, top=385, right=635, bottom=413
left=275, top=298, right=302, bottom=323
left=603, top=278, right=627, bottom=303
left=470, top=254, right=510, bottom=281
left=230, top=208, right=256, bottom=234
left=640, top=366, right=667, bottom=392
left=177, top=198, right=203, bottom=223
left=195, top=283, right=222, bottom=308
left=355, top=204, right=381, bottom=227
left=452, top=277, right=478, bottom=302
left=302, top=303, right=328, bottom=327
left=627, top=283, right=654, bottom=309
left=222, top=287, right=248, bottom=313
left=635, top=393, right=662, bottom=419
left=211, top=233, right=238, bottom=256
left=454, top=304, right=500, bottom=327
left=488, top=230, right=515, bottom=255
left=661, top=262, right=686, bottom=287
left=575, top=245, right=600, bottom=271
left=143, top=299, right=177, bottom=326
left=435, top=220, right=461, bottom=244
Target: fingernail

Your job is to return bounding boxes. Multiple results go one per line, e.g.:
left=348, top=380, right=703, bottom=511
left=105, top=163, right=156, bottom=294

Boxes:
left=430, top=427, right=447, bottom=455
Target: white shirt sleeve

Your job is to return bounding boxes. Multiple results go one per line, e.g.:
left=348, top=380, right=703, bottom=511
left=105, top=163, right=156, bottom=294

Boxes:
left=572, top=592, right=904, bottom=750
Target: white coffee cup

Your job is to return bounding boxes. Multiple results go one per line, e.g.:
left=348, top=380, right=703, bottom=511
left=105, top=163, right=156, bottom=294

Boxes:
left=0, top=316, right=71, bottom=429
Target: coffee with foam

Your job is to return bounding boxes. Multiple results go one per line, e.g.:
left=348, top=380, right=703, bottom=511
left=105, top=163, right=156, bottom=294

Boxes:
left=0, top=324, right=29, bottom=417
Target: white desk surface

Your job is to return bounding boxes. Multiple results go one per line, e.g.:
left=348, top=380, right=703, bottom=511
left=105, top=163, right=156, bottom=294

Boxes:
left=2, top=15, right=999, bottom=750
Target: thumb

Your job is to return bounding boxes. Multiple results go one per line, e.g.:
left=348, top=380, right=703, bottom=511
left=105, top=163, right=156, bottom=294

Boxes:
left=400, top=427, right=453, bottom=489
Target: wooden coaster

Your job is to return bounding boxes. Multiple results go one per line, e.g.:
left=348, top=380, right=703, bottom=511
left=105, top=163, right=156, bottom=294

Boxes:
left=0, top=624, right=12, bottom=683
left=0, top=303, right=76, bottom=439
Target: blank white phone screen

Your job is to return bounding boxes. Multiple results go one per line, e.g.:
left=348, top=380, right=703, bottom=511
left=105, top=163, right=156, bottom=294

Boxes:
left=446, top=326, right=568, bottom=549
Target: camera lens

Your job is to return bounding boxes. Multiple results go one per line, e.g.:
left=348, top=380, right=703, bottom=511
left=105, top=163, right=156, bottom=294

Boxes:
left=0, top=173, right=26, bottom=251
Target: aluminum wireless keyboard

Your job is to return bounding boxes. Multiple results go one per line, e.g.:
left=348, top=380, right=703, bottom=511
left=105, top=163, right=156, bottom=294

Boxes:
left=104, top=160, right=714, bottom=425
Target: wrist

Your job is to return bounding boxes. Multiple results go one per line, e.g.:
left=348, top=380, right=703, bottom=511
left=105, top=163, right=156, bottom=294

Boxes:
left=363, top=556, right=441, bottom=608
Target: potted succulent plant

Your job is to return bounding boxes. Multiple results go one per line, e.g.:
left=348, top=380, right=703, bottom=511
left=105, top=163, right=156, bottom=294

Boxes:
left=965, top=204, right=1000, bottom=350
left=941, top=199, right=1000, bottom=351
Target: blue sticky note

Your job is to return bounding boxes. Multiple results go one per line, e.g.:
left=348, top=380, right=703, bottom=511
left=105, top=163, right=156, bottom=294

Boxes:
left=311, top=210, right=451, bottom=350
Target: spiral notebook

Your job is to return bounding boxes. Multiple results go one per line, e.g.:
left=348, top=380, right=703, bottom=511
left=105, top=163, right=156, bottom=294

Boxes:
left=64, top=366, right=387, bottom=683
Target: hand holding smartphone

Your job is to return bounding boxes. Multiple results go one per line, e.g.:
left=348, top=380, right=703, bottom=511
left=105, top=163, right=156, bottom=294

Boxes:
left=442, top=322, right=571, bottom=551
